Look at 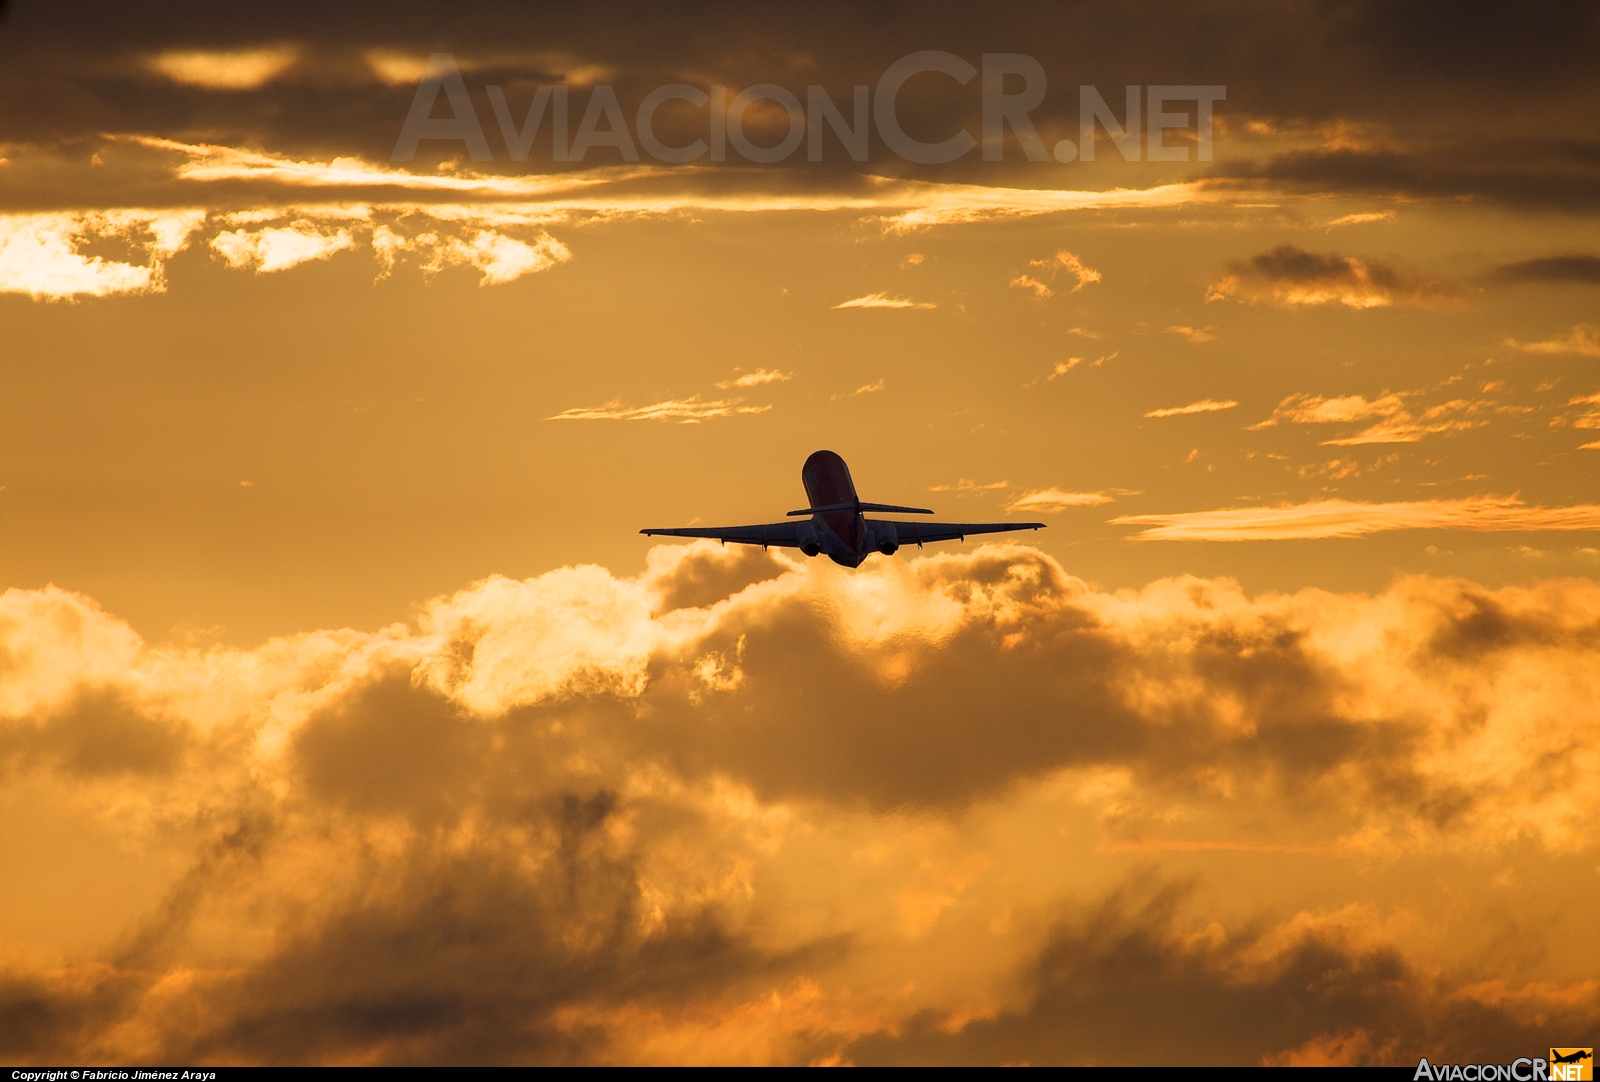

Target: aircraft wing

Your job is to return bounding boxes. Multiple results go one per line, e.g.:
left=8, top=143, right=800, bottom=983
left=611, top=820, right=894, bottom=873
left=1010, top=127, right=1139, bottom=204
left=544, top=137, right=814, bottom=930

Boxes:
left=879, top=520, right=1045, bottom=545
left=640, top=522, right=806, bottom=548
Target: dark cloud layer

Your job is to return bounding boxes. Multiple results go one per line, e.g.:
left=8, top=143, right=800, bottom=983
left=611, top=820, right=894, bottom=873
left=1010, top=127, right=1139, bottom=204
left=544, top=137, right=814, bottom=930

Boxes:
left=847, top=880, right=1599, bottom=1066
left=1208, top=243, right=1454, bottom=308
left=1211, top=143, right=1600, bottom=214
left=0, top=688, right=185, bottom=778
left=1488, top=254, right=1600, bottom=284
left=1, top=1, right=1597, bottom=201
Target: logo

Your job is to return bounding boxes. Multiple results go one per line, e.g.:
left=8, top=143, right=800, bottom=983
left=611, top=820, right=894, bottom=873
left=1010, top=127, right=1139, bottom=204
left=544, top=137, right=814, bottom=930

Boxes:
left=1551, top=1049, right=1593, bottom=1082
left=1416, top=1051, right=1592, bottom=1081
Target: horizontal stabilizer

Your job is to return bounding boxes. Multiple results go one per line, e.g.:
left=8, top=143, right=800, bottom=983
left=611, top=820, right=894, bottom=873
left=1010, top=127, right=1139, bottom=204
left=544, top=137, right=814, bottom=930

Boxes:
left=786, top=501, right=935, bottom=516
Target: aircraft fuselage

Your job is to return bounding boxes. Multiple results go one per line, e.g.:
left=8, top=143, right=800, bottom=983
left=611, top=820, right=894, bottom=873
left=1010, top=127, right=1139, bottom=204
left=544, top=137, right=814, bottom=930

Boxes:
left=801, top=449, right=870, bottom=566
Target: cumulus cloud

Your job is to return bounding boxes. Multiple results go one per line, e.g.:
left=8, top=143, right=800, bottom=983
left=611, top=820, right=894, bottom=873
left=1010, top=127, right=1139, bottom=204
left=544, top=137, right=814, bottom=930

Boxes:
left=547, top=397, right=771, bottom=423
left=1207, top=245, right=1453, bottom=309
left=1112, top=495, right=1600, bottom=541
left=210, top=220, right=357, bottom=273
left=1506, top=323, right=1600, bottom=358
left=0, top=209, right=206, bottom=299
left=832, top=293, right=936, bottom=310
left=370, top=218, right=572, bottom=284
left=0, top=203, right=571, bottom=293
left=1143, top=399, right=1238, bottom=419
left=422, top=229, right=572, bottom=285
left=1, top=547, right=1598, bottom=1063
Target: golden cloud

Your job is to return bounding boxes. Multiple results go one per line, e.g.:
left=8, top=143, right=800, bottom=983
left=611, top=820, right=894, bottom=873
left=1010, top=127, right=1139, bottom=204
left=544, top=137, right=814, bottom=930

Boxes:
left=0, top=209, right=206, bottom=299
left=547, top=397, right=772, bottom=423
left=1143, top=399, right=1238, bottom=419
left=0, top=204, right=576, bottom=297
left=116, top=136, right=1226, bottom=227
left=1247, top=392, right=1489, bottom=445
left=1012, top=250, right=1101, bottom=300
left=1112, top=495, right=1600, bottom=541
left=210, top=220, right=357, bottom=273
left=146, top=47, right=300, bottom=90
left=1506, top=323, right=1600, bottom=358
left=717, top=369, right=793, bottom=389
left=1004, top=489, right=1118, bottom=514
left=832, top=293, right=936, bottom=310
left=0, top=547, right=1598, bottom=1062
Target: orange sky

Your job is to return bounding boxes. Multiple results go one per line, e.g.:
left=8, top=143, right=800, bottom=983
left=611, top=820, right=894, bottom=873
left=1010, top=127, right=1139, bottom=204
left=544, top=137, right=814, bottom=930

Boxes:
left=1, top=1, right=1598, bottom=1066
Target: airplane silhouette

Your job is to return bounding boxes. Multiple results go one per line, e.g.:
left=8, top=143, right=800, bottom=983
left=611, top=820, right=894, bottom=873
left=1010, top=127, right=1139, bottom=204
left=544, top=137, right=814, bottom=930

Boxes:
left=641, top=449, right=1045, bottom=568
left=1552, top=1050, right=1593, bottom=1065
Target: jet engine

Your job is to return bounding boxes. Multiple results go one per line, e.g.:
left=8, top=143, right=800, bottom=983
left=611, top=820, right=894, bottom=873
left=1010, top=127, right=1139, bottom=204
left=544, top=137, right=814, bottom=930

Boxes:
left=872, top=521, right=898, bottom=555
left=796, top=520, right=822, bottom=557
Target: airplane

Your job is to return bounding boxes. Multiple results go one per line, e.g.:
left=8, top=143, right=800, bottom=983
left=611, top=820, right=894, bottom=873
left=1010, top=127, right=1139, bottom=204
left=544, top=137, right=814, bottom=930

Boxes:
left=641, top=449, right=1045, bottom=567
left=1551, top=1051, right=1593, bottom=1065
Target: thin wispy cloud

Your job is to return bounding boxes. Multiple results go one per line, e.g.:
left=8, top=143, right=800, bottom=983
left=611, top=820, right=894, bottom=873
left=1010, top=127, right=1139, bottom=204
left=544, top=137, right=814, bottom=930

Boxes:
left=1010, top=273, right=1053, bottom=299
left=124, top=135, right=636, bottom=198
left=1113, top=495, right=1600, bottom=541
left=1013, top=249, right=1102, bottom=299
left=1004, top=488, right=1119, bottom=514
left=1506, top=323, right=1600, bottom=357
left=832, top=293, right=935, bottom=310
left=832, top=379, right=886, bottom=399
left=547, top=397, right=770, bottom=423
left=1165, top=325, right=1217, bottom=343
left=929, top=479, right=1009, bottom=494
left=1325, top=210, right=1396, bottom=229
left=1032, top=358, right=1081, bottom=384
left=715, top=368, right=793, bottom=389
left=1248, top=391, right=1488, bottom=445
left=125, top=136, right=1228, bottom=228
left=1144, top=399, right=1238, bottom=418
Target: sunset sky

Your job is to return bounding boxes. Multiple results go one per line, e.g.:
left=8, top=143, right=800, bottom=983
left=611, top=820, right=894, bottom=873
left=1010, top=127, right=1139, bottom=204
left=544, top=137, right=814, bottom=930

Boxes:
left=2, top=1, right=1599, bottom=1065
